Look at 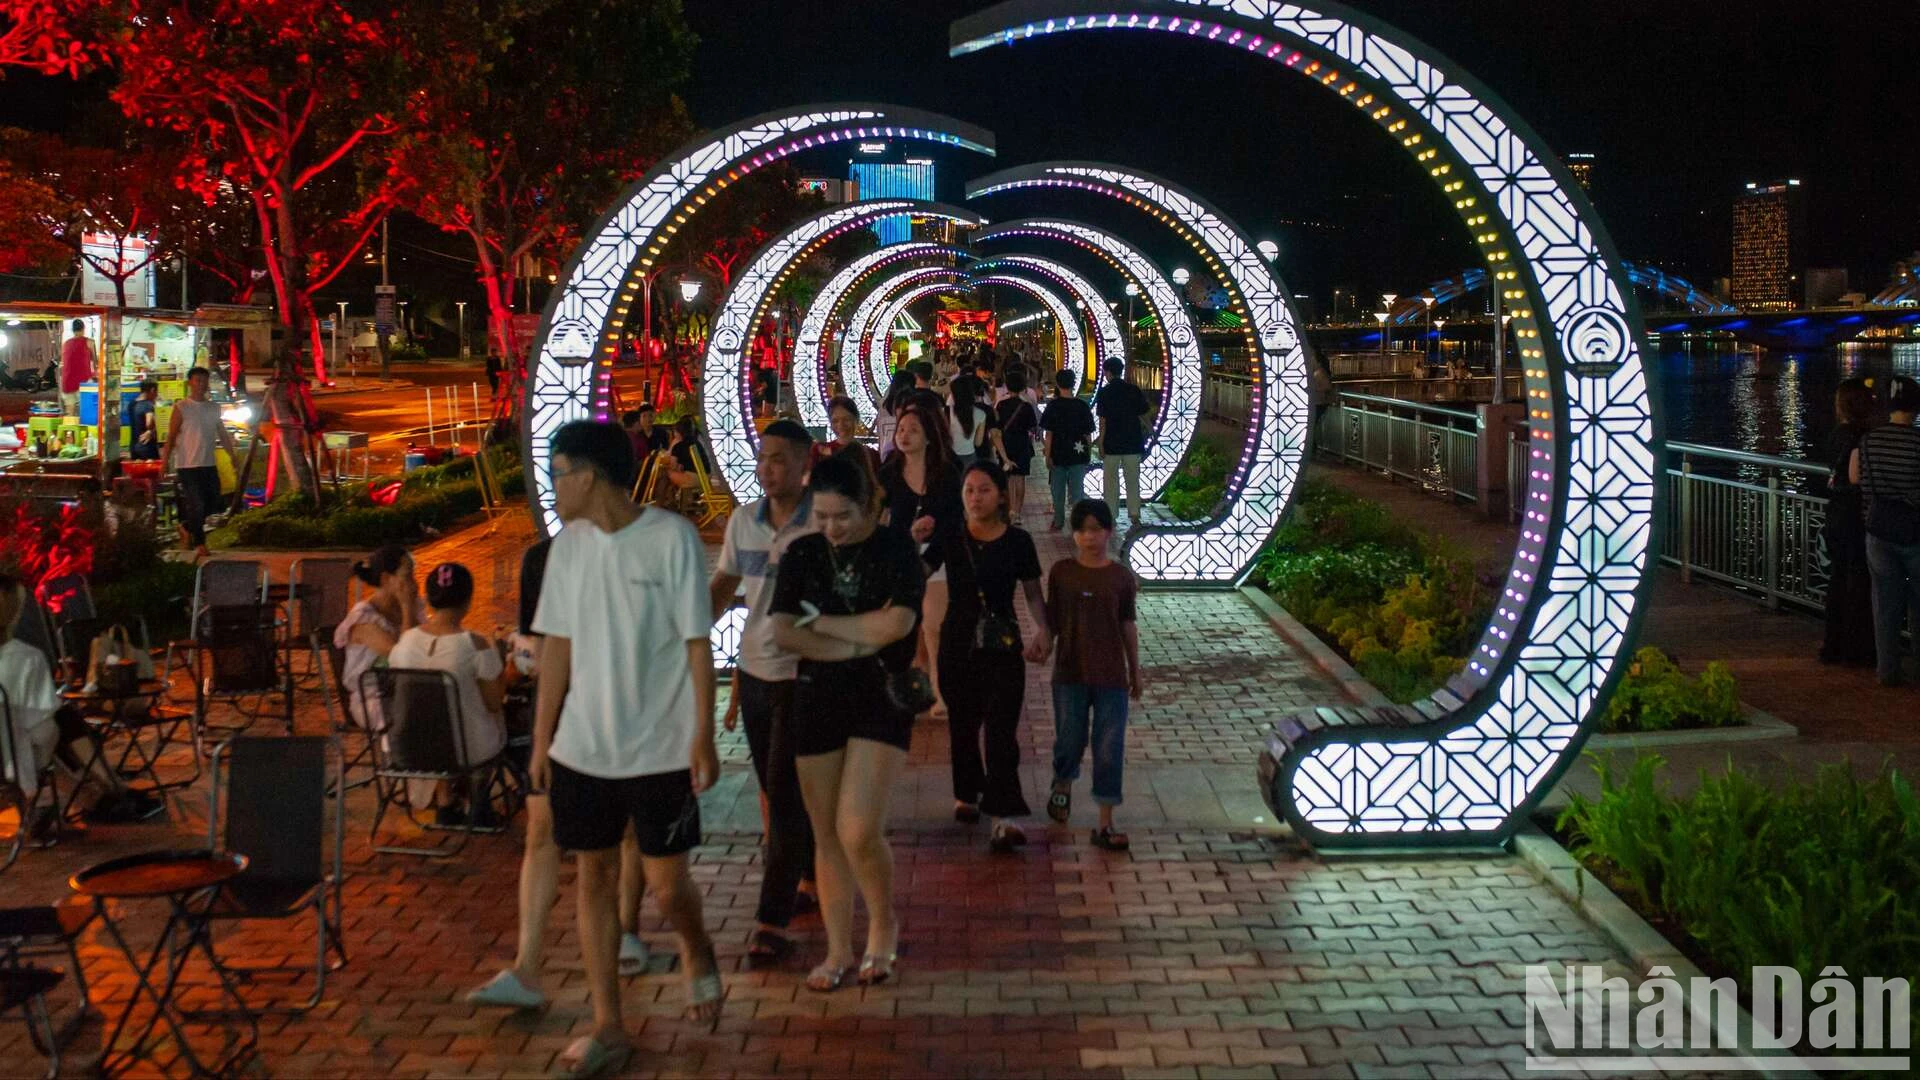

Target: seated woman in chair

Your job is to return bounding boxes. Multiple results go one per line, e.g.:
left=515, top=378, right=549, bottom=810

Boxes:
left=665, top=417, right=713, bottom=507
left=334, top=543, right=417, bottom=733
left=0, top=574, right=160, bottom=832
left=390, top=562, right=507, bottom=827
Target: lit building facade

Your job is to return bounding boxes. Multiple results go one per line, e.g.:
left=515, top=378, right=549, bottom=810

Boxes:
left=798, top=177, right=857, bottom=204
left=1731, top=180, right=1804, bottom=312
left=849, top=143, right=936, bottom=244
left=1563, top=152, right=1595, bottom=194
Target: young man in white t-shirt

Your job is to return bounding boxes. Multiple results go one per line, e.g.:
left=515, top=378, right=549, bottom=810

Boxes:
left=531, top=420, right=721, bottom=1076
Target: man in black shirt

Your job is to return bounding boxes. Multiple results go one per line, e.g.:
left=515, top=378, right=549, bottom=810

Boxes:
left=1039, top=367, right=1096, bottom=531
left=1093, top=359, right=1150, bottom=526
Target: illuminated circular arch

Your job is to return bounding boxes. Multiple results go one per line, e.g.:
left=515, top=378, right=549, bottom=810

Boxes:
left=525, top=104, right=994, bottom=531
left=973, top=218, right=1199, bottom=497
left=703, top=200, right=986, bottom=498
left=969, top=162, right=1306, bottom=583
left=795, top=242, right=973, bottom=429
left=963, top=273, right=1085, bottom=389
left=953, top=1, right=1658, bottom=849
left=861, top=280, right=981, bottom=405
left=968, top=254, right=1121, bottom=392
left=840, top=265, right=976, bottom=423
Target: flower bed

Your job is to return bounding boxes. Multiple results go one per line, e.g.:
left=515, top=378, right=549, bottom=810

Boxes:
left=1554, top=755, right=1920, bottom=1019
left=1162, top=439, right=1229, bottom=520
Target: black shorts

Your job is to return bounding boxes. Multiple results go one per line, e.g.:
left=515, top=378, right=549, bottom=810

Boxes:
left=1003, top=449, right=1033, bottom=477
left=548, top=761, right=701, bottom=855
left=792, top=666, right=913, bottom=756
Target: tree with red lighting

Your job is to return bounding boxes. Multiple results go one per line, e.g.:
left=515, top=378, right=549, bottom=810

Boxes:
left=673, top=166, right=824, bottom=290
left=0, top=1, right=92, bottom=75
left=0, top=156, right=68, bottom=276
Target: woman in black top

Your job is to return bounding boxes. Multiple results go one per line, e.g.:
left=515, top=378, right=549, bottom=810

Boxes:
left=925, top=462, right=1052, bottom=853
left=1852, top=375, right=1920, bottom=687
left=770, top=456, right=924, bottom=991
left=878, top=403, right=963, bottom=556
left=992, top=368, right=1041, bottom=524
left=1819, top=377, right=1880, bottom=667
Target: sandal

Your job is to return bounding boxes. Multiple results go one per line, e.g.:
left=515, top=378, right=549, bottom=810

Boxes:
left=988, top=822, right=1026, bottom=853
left=805, top=961, right=855, bottom=993
left=857, top=951, right=898, bottom=986
left=1091, top=826, right=1130, bottom=851
left=1046, top=784, right=1071, bottom=824
left=745, top=928, right=794, bottom=967
left=682, top=944, right=726, bottom=1029
left=557, top=1034, right=631, bottom=1079
left=953, top=802, right=981, bottom=824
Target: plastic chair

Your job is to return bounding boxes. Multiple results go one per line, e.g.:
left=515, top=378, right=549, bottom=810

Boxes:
left=204, top=736, right=347, bottom=1012
left=360, top=668, right=512, bottom=858
left=631, top=449, right=674, bottom=506
left=688, top=445, right=734, bottom=528
left=1, top=686, right=61, bottom=871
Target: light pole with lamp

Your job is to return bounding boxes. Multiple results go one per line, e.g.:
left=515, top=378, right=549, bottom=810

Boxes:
left=1332, top=289, right=1344, bottom=323
left=1494, top=310, right=1513, bottom=404
left=455, top=300, right=467, bottom=359
left=1375, top=311, right=1390, bottom=356
left=1124, top=281, right=1139, bottom=326
left=1380, top=294, right=1397, bottom=355
left=1422, top=295, right=1434, bottom=369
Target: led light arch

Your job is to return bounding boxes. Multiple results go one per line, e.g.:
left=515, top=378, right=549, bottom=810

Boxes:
left=968, top=254, right=1121, bottom=392
left=794, top=243, right=974, bottom=429
left=839, top=265, right=976, bottom=424
left=704, top=200, right=987, bottom=498
left=970, top=162, right=1306, bottom=583
left=860, top=279, right=981, bottom=404
left=525, top=104, right=994, bottom=531
left=963, top=273, right=1087, bottom=389
left=953, top=1, right=1658, bottom=849
left=974, top=219, right=1201, bottom=498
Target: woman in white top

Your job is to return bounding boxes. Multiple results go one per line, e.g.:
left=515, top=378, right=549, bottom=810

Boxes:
left=390, top=562, right=506, bottom=825
left=158, top=366, right=238, bottom=559
left=333, top=543, right=417, bottom=733
left=948, top=379, right=990, bottom=470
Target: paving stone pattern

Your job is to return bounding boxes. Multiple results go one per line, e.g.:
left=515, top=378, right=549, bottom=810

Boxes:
left=0, top=481, right=1673, bottom=1078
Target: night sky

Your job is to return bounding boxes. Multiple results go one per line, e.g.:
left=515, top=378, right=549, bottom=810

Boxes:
left=676, top=0, right=1920, bottom=307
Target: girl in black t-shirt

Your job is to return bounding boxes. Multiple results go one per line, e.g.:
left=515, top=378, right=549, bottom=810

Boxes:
left=878, top=403, right=964, bottom=556
left=925, top=462, right=1052, bottom=853
left=769, top=457, right=923, bottom=992
left=992, top=368, right=1041, bottom=524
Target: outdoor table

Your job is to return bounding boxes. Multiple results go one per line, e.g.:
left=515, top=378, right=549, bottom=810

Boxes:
left=60, top=679, right=193, bottom=795
left=69, top=849, right=257, bottom=1078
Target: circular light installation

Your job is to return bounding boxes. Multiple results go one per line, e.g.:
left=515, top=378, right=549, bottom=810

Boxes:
left=973, top=218, right=1200, bottom=498
left=964, top=273, right=1085, bottom=387
left=969, top=161, right=1306, bottom=586
left=704, top=199, right=986, bottom=498
left=794, top=242, right=974, bottom=429
left=840, top=265, right=976, bottom=424
left=524, top=103, right=994, bottom=532
left=952, top=1, right=1657, bottom=849
left=968, top=254, right=1121, bottom=392
left=861, top=279, right=979, bottom=404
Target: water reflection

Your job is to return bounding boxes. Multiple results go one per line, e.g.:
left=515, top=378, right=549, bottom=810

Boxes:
left=1660, top=342, right=1920, bottom=463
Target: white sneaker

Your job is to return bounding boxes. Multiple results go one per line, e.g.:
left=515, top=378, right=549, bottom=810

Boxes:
left=619, top=933, right=650, bottom=975
left=465, top=969, right=546, bottom=1009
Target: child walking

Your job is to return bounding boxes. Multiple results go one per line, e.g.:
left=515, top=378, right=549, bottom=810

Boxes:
left=1043, top=499, right=1144, bottom=850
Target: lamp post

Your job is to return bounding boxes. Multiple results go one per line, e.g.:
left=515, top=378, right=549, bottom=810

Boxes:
left=1124, top=281, right=1139, bottom=326
left=1333, top=289, right=1344, bottom=323
left=1375, top=311, right=1390, bottom=355
left=1495, top=311, right=1513, bottom=404
left=455, top=300, right=467, bottom=359
left=1381, top=294, right=1397, bottom=354
left=1422, top=296, right=1434, bottom=368
left=1257, top=239, right=1280, bottom=263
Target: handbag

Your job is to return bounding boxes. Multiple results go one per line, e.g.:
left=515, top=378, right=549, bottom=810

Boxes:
left=1862, top=440, right=1920, bottom=544
left=88, top=624, right=153, bottom=694
left=962, top=537, right=1022, bottom=654
left=881, top=664, right=937, bottom=715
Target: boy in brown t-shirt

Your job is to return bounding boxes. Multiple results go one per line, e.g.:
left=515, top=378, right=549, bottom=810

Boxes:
left=1043, top=499, right=1144, bottom=850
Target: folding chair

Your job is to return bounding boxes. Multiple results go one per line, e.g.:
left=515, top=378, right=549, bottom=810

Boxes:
left=1, top=686, right=62, bottom=870
left=204, top=736, right=347, bottom=1012
left=164, top=559, right=268, bottom=690
left=193, top=604, right=294, bottom=742
left=631, top=449, right=673, bottom=505
left=288, top=558, right=353, bottom=687
left=361, top=668, right=513, bottom=858
left=0, top=897, right=94, bottom=1064
left=689, top=447, right=734, bottom=528
left=312, top=633, right=374, bottom=790
left=0, top=965, right=64, bottom=1079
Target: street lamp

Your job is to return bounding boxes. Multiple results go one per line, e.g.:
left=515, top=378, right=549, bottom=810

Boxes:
left=1124, top=281, right=1139, bottom=325
left=1256, top=240, right=1280, bottom=262
left=1375, top=311, right=1390, bottom=356
left=1333, top=289, right=1343, bottom=322
left=1172, top=267, right=1190, bottom=286
left=397, top=300, right=410, bottom=342
left=1380, top=294, right=1396, bottom=353
left=678, top=278, right=703, bottom=303
left=455, top=300, right=467, bottom=358
left=334, top=301, right=350, bottom=385
left=1422, top=295, right=1434, bottom=367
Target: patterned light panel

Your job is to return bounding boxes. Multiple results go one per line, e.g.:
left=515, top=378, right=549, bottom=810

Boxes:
left=962, top=274, right=1086, bottom=391
left=703, top=201, right=987, bottom=499
left=864, top=280, right=987, bottom=405
left=839, top=266, right=975, bottom=424
left=525, top=104, right=994, bottom=533
left=794, top=243, right=972, bottom=429
left=974, top=219, right=1201, bottom=498
left=969, top=161, right=1307, bottom=588
left=952, top=0, right=1657, bottom=848
left=969, top=254, right=1121, bottom=393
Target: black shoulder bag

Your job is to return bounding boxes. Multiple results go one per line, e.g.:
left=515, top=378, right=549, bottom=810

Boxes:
left=963, top=536, right=1023, bottom=653
left=1862, top=439, right=1920, bottom=545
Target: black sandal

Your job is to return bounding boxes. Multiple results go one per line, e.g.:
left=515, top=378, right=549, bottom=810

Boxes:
left=954, top=802, right=981, bottom=824
left=746, top=929, right=794, bottom=966
left=1091, top=826, right=1130, bottom=851
left=1046, top=785, right=1071, bottom=824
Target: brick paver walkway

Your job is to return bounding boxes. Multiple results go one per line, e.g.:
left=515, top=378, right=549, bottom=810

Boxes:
left=1, top=471, right=1654, bottom=1078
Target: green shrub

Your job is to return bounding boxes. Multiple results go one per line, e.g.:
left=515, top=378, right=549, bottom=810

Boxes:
left=1600, top=647, right=1743, bottom=733
left=388, top=340, right=428, bottom=364
left=1330, top=552, right=1489, bottom=703
left=324, top=507, right=414, bottom=549
left=1265, top=478, right=1419, bottom=556
left=1259, top=543, right=1421, bottom=625
left=94, top=560, right=198, bottom=644
left=1163, top=439, right=1230, bottom=520
left=1558, top=756, right=1920, bottom=1002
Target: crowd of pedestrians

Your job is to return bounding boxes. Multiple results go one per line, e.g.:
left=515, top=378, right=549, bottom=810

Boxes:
left=326, top=341, right=1156, bottom=1077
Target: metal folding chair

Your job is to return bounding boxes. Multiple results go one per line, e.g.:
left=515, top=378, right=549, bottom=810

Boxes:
left=0, top=965, right=65, bottom=1079
left=288, top=558, right=353, bottom=686
left=1, top=686, right=62, bottom=871
left=689, top=446, right=734, bottom=528
left=0, top=897, right=94, bottom=1065
left=204, top=736, right=347, bottom=1012
left=361, top=668, right=513, bottom=858
left=165, top=559, right=269, bottom=691
left=312, top=633, right=375, bottom=790
left=193, top=603, right=294, bottom=741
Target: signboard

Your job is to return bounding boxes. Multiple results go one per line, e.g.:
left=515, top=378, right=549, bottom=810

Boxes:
left=373, top=284, right=397, bottom=335
left=80, top=233, right=156, bottom=308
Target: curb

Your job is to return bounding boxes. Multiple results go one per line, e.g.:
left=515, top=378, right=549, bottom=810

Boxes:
left=1585, top=704, right=1796, bottom=750
left=1512, top=825, right=1813, bottom=1077
left=1237, top=586, right=1391, bottom=707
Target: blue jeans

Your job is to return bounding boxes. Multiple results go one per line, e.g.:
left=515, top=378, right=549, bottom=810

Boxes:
left=1866, top=535, right=1920, bottom=685
left=1051, top=684, right=1129, bottom=806
left=1048, top=462, right=1090, bottom=528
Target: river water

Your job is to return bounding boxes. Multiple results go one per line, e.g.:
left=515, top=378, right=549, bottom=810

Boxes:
left=1657, top=342, right=1920, bottom=466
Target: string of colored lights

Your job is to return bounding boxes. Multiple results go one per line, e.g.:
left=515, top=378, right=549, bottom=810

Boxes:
left=793, top=242, right=973, bottom=428
left=838, top=265, right=976, bottom=423
left=967, top=254, right=1121, bottom=393
left=958, top=274, right=1086, bottom=393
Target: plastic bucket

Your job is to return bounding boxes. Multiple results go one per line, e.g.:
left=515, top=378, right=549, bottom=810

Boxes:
left=403, top=452, right=428, bottom=473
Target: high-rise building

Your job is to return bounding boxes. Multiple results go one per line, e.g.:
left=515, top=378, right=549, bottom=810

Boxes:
left=798, top=177, right=857, bottom=204
left=849, top=143, right=935, bottom=245
left=1564, top=153, right=1595, bottom=194
left=1731, top=180, right=1804, bottom=312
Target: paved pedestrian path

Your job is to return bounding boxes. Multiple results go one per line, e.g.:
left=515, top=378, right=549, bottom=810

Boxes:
left=3, top=474, right=1677, bottom=1078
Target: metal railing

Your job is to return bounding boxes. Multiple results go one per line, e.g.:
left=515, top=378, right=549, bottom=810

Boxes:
left=1314, top=391, right=1479, bottom=503
left=1664, top=441, right=1830, bottom=612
